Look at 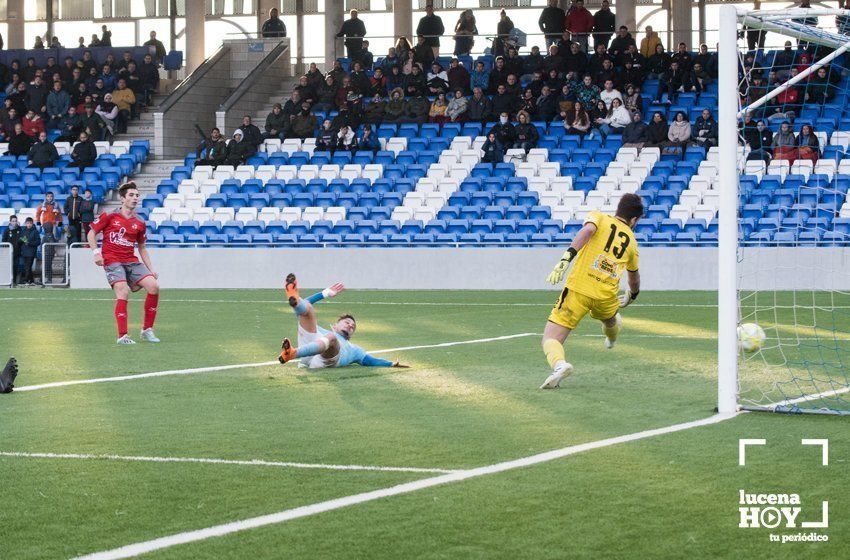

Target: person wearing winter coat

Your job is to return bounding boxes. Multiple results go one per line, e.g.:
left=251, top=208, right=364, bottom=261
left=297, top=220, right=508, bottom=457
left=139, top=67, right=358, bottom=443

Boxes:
left=363, top=94, right=386, bottom=125
left=512, top=111, right=540, bottom=152
left=564, top=101, right=591, bottom=136
left=490, top=112, right=517, bottom=146
left=416, top=5, right=445, bottom=57
left=359, top=125, right=381, bottom=153
left=467, top=87, right=493, bottom=123
left=384, top=88, right=409, bottom=122
left=263, top=103, right=289, bottom=140
left=336, top=125, right=358, bottom=152
left=446, top=89, right=469, bottom=122
left=261, top=7, right=287, bottom=37
left=336, top=9, right=367, bottom=61
left=565, top=0, right=594, bottom=53
left=692, top=108, right=718, bottom=149
left=224, top=130, right=257, bottom=166
left=538, top=0, right=566, bottom=47
left=645, top=111, right=669, bottom=147
left=621, top=111, right=649, bottom=148
left=315, top=120, right=337, bottom=153
left=46, top=81, right=71, bottom=130
left=470, top=61, right=490, bottom=93
left=594, top=97, right=631, bottom=138
left=18, top=217, right=40, bottom=285
left=593, top=1, right=616, bottom=49
left=27, top=131, right=59, bottom=169
left=481, top=132, right=505, bottom=164
left=664, top=111, right=692, bottom=152
left=70, top=130, right=99, bottom=168
left=2, top=215, right=23, bottom=285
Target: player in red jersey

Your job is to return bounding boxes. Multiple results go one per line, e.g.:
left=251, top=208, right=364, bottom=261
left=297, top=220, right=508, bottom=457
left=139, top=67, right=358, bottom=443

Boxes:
left=86, top=182, right=161, bottom=344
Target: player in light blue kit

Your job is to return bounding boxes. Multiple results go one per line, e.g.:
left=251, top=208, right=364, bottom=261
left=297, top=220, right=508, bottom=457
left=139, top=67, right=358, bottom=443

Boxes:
left=278, top=273, right=410, bottom=369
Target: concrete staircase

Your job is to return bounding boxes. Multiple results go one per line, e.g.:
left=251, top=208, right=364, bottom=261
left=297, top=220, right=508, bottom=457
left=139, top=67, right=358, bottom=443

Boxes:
left=246, top=77, right=300, bottom=131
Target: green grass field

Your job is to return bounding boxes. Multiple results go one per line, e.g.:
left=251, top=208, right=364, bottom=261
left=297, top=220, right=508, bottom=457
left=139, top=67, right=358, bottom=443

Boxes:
left=0, top=289, right=847, bottom=559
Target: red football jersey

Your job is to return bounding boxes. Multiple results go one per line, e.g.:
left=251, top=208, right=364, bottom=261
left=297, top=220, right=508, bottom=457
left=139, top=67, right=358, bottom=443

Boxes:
left=91, top=212, right=147, bottom=265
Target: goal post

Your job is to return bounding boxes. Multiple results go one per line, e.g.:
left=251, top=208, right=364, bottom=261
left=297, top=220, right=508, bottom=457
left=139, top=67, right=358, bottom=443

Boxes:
left=719, top=5, right=850, bottom=415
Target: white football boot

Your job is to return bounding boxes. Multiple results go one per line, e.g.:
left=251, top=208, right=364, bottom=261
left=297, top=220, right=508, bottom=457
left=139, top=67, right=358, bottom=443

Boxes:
left=140, top=328, right=161, bottom=343
left=117, top=335, right=136, bottom=345
left=539, top=361, right=574, bottom=389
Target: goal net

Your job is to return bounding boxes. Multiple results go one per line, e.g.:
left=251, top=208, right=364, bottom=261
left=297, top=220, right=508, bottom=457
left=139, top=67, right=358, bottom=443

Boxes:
left=723, top=6, right=850, bottom=414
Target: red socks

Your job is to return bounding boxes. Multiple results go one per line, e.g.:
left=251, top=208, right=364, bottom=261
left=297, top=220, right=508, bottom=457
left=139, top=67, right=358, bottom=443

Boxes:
left=143, top=294, right=159, bottom=330
left=115, top=299, right=128, bottom=337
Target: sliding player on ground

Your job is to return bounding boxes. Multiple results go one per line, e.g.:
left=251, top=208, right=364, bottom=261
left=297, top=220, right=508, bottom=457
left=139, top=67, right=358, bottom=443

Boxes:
left=87, top=182, right=161, bottom=345
left=539, top=193, right=644, bottom=389
left=278, top=273, right=409, bottom=369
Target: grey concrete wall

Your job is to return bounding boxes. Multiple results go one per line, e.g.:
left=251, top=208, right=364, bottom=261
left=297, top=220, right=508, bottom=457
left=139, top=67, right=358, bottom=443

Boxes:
left=67, top=247, right=850, bottom=291
left=154, top=38, right=291, bottom=159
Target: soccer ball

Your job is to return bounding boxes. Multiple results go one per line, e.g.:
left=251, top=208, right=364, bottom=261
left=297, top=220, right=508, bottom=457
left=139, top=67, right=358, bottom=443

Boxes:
left=737, top=323, right=766, bottom=352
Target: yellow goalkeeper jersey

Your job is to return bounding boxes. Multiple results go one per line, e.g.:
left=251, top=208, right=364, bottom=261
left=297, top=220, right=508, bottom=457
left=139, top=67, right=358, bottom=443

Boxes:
left=565, top=211, right=640, bottom=300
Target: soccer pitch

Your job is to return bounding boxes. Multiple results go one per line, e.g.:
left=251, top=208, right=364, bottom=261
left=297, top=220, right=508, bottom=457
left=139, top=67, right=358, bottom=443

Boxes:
left=0, top=289, right=847, bottom=559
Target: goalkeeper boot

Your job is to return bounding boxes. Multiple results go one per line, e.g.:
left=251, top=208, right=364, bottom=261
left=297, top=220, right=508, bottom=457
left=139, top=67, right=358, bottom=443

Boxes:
left=140, top=328, right=161, bottom=343
left=0, top=357, right=18, bottom=393
left=285, top=273, right=300, bottom=307
left=539, top=361, right=573, bottom=390
left=604, top=313, right=623, bottom=350
left=278, top=338, right=297, bottom=364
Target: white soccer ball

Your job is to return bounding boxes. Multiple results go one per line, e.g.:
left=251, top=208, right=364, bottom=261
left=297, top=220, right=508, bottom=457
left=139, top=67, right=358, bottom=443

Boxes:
left=737, top=323, right=766, bottom=352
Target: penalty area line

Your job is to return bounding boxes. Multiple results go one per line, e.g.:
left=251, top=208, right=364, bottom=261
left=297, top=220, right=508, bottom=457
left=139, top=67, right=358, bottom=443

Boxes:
left=71, top=412, right=739, bottom=560
left=14, top=332, right=539, bottom=393
left=0, top=452, right=457, bottom=475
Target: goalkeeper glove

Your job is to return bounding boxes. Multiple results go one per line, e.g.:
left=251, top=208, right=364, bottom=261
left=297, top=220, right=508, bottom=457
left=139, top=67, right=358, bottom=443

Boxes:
left=618, top=289, right=639, bottom=308
left=546, top=248, right=577, bottom=285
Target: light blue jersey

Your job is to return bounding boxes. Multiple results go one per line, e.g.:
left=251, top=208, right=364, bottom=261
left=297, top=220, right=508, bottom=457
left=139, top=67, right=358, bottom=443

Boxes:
left=316, top=325, right=393, bottom=367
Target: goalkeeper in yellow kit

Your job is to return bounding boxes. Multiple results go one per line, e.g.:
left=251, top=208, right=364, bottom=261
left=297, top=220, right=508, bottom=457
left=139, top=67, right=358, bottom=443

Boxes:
left=540, top=193, right=644, bottom=389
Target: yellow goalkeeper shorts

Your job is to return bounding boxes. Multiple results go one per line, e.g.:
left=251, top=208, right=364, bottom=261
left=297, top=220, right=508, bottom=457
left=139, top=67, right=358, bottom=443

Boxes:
left=548, top=288, right=619, bottom=331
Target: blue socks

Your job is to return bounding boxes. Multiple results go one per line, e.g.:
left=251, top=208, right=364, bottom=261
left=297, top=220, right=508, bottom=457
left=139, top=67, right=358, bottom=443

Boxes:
left=293, top=298, right=310, bottom=316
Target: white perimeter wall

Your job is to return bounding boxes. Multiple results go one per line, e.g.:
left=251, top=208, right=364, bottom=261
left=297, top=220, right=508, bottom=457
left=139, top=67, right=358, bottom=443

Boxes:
left=67, top=247, right=850, bottom=291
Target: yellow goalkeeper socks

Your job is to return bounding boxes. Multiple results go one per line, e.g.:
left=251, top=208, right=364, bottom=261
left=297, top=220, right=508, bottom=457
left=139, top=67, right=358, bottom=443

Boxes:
left=603, top=323, right=620, bottom=344
left=543, top=338, right=566, bottom=369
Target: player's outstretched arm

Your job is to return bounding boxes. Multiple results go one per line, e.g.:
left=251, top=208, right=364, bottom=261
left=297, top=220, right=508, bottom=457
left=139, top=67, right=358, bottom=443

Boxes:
left=546, top=223, right=597, bottom=285
left=306, top=282, right=345, bottom=305
left=619, top=270, right=641, bottom=308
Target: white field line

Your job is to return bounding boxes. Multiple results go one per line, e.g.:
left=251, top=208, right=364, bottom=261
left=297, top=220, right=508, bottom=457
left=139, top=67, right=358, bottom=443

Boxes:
left=72, top=412, right=738, bottom=560
left=14, top=333, right=538, bottom=393
left=768, top=385, right=850, bottom=409
left=0, top=452, right=457, bottom=475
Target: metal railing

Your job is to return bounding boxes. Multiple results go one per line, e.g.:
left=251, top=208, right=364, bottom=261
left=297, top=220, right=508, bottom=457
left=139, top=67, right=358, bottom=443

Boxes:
left=0, top=243, right=12, bottom=286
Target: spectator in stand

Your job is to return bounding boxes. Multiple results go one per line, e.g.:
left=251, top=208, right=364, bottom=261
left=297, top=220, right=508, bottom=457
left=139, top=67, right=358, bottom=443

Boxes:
left=413, top=35, right=435, bottom=69
left=7, top=123, right=34, bottom=155
left=564, top=101, right=591, bottom=137
left=36, top=191, right=62, bottom=230
left=394, top=37, right=413, bottom=63
left=120, top=61, right=144, bottom=103
left=289, top=103, right=317, bottom=139
left=99, top=64, right=118, bottom=92
left=574, top=74, right=601, bottom=107
left=664, top=111, right=691, bottom=153
left=798, top=124, right=820, bottom=162
left=18, top=217, right=40, bottom=285
left=349, top=63, right=371, bottom=96
left=359, top=41, right=374, bottom=70
left=224, top=130, right=256, bottom=166
left=493, top=10, right=514, bottom=57
left=640, top=26, right=662, bottom=59
left=503, top=48, right=525, bottom=80
left=429, top=92, right=449, bottom=125
left=315, top=120, right=336, bottom=153
left=566, top=0, right=594, bottom=53
left=41, top=222, right=58, bottom=283
left=359, top=124, right=381, bottom=152
left=238, top=115, right=263, bottom=149
left=80, top=104, right=104, bottom=141
left=621, top=110, right=648, bottom=149
left=647, top=44, right=669, bottom=79
left=467, top=87, right=492, bottom=123
left=806, top=66, right=834, bottom=104
left=368, top=68, right=387, bottom=97
left=1, top=106, right=19, bottom=139
left=69, top=130, right=98, bottom=168
left=26, top=74, right=48, bottom=114
left=656, top=60, right=687, bottom=104
left=402, top=50, right=416, bottom=74
left=144, top=31, right=167, bottom=63
left=492, top=83, right=519, bottom=120
left=513, top=111, right=539, bottom=152
left=772, top=121, right=798, bottom=161
left=690, top=62, right=711, bottom=94
left=2, top=215, right=22, bottom=286
left=646, top=111, right=668, bottom=147
left=63, top=186, right=85, bottom=244
left=470, top=61, right=490, bottom=96
left=138, top=54, right=159, bottom=106
left=490, top=112, right=516, bottom=146
left=481, top=131, right=505, bottom=165
left=525, top=45, right=544, bottom=77
left=593, top=0, right=616, bottom=49
left=305, top=62, right=324, bottom=90
left=5, top=75, right=21, bottom=97
left=95, top=94, right=118, bottom=139
left=562, top=42, right=586, bottom=76
left=407, top=92, right=431, bottom=124
left=622, top=84, right=642, bottom=115
left=741, top=114, right=773, bottom=161
left=427, top=62, right=449, bottom=94
left=671, top=42, right=692, bottom=72
left=771, top=78, right=801, bottom=120
left=262, top=8, right=287, bottom=38
left=594, top=97, right=630, bottom=138
left=90, top=78, right=109, bottom=104
left=557, top=83, right=576, bottom=120
left=489, top=57, right=510, bottom=93
left=88, top=34, right=100, bottom=47
left=453, top=9, right=477, bottom=56
left=386, top=66, right=405, bottom=94
left=539, top=0, right=566, bottom=48
left=384, top=88, right=409, bottom=122
left=537, top=85, right=558, bottom=122
left=447, top=58, right=470, bottom=94
left=337, top=9, right=367, bottom=62
left=589, top=43, right=613, bottom=76
left=100, top=24, right=112, bottom=46
left=381, top=48, right=401, bottom=73
left=80, top=189, right=97, bottom=238
left=417, top=4, right=445, bottom=58
left=33, top=36, right=45, bottom=49
left=404, top=64, right=427, bottom=97
left=364, top=94, right=385, bottom=125
left=692, top=108, right=718, bottom=150
left=336, top=125, right=358, bottom=152
left=22, top=58, right=38, bottom=82
left=610, top=26, right=636, bottom=61
left=694, top=43, right=716, bottom=78
left=112, top=79, right=136, bottom=133
left=599, top=79, right=622, bottom=109
left=22, top=110, right=45, bottom=138
left=27, top=131, right=59, bottom=169
left=9, top=82, right=27, bottom=115
left=446, top=89, right=469, bottom=122
left=520, top=88, right=537, bottom=118
left=263, top=103, right=288, bottom=140
left=313, top=76, right=336, bottom=113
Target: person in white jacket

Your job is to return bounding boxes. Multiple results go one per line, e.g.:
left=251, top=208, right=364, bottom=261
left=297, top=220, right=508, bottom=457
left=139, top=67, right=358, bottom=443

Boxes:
left=595, top=97, right=631, bottom=138
left=599, top=79, right=622, bottom=109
